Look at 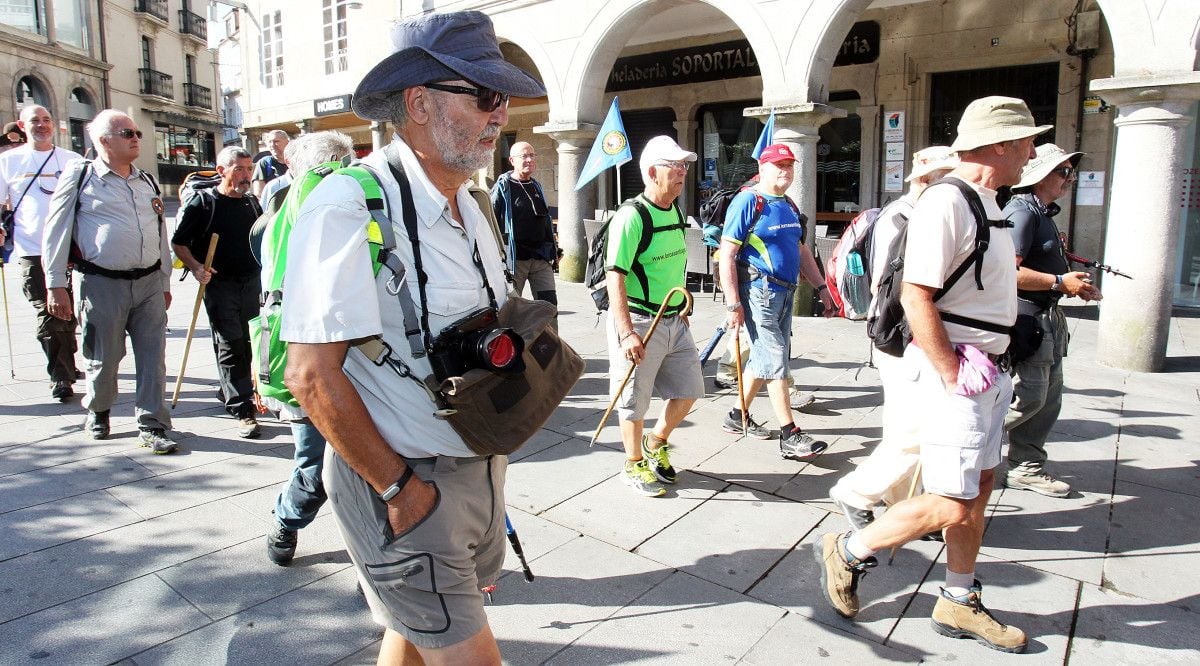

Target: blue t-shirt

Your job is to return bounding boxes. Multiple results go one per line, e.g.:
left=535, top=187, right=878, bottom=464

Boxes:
left=721, top=190, right=804, bottom=290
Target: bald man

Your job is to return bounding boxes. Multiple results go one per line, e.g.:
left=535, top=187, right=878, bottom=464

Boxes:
left=491, top=141, right=558, bottom=313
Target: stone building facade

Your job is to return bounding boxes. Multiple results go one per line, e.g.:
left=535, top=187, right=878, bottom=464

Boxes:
left=233, top=0, right=1200, bottom=372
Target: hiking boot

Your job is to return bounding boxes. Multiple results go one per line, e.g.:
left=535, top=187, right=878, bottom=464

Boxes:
left=623, top=459, right=666, bottom=497
left=51, top=381, right=74, bottom=401
left=931, top=581, right=1028, bottom=653
left=831, top=495, right=875, bottom=532
left=139, top=428, right=178, bottom=454
left=814, top=531, right=877, bottom=618
left=780, top=429, right=828, bottom=460
left=266, top=523, right=298, bottom=565
left=86, top=410, right=110, bottom=440
left=641, top=435, right=676, bottom=484
left=1005, top=469, right=1070, bottom=498
left=722, top=411, right=771, bottom=439
left=237, top=416, right=261, bottom=439
left=790, top=389, right=816, bottom=410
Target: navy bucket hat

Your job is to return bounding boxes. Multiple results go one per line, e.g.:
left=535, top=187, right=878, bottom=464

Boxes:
left=352, top=11, right=546, bottom=122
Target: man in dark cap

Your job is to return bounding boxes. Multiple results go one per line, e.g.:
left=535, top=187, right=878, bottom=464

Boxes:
left=280, top=11, right=543, bottom=663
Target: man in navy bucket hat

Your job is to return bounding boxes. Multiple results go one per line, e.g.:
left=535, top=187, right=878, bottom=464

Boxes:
left=281, top=11, right=544, bottom=664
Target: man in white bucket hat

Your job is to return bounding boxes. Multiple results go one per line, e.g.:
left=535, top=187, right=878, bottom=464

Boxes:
left=1003, top=144, right=1101, bottom=498
left=816, top=96, right=1049, bottom=653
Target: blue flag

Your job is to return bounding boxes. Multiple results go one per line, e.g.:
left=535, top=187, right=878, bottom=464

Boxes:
left=751, top=111, right=775, bottom=160
left=575, top=97, right=632, bottom=191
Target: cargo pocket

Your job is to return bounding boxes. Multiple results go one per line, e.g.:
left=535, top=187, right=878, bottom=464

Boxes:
left=364, top=552, right=451, bottom=635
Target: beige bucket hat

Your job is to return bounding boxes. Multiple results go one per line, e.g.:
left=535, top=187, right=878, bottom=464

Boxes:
left=905, top=145, right=958, bottom=182
left=949, top=96, right=1053, bottom=152
left=1015, top=143, right=1084, bottom=189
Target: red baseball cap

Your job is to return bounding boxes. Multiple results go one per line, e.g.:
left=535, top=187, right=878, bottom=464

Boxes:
left=758, top=143, right=795, bottom=165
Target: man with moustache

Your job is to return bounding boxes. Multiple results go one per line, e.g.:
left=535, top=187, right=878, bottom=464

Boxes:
left=43, top=110, right=175, bottom=451
left=279, top=11, right=544, bottom=664
left=172, top=146, right=264, bottom=438
left=816, top=97, right=1048, bottom=653
left=0, top=105, right=83, bottom=400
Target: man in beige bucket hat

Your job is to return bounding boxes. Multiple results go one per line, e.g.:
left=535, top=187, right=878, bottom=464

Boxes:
left=1003, top=144, right=1101, bottom=498
left=816, top=96, right=1048, bottom=653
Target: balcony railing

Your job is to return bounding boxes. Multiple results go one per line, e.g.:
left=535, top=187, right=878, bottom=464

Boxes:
left=179, top=9, right=208, bottom=41
left=183, top=83, right=212, bottom=110
left=134, top=0, right=168, bottom=23
left=139, top=68, right=174, bottom=99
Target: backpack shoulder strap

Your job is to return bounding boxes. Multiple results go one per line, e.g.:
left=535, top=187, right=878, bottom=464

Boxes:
left=927, top=177, right=992, bottom=298
left=468, top=184, right=509, bottom=275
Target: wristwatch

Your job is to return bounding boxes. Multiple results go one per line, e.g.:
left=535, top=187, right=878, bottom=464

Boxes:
left=725, top=302, right=741, bottom=312
left=379, top=467, right=414, bottom=502
left=1050, top=274, right=1063, bottom=292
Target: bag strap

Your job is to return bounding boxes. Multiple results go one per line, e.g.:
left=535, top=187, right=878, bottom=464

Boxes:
left=10, top=147, right=56, bottom=217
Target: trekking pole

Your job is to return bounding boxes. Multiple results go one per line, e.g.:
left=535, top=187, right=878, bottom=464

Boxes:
left=505, top=513, right=534, bottom=582
left=697, top=325, right=726, bottom=364
left=0, top=261, right=13, bottom=378
left=589, top=287, right=693, bottom=446
left=1064, top=250, right=1132, bottom=280
left=734, top=328, right=747, bottom=435
left=171, top=234, right=219, bottom=409
left=887, top=462, right=923, bottom=566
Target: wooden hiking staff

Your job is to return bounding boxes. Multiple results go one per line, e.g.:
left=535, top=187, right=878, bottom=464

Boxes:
left=887, top=462, right=923, bottom=565
left=171, top=233, right=219, bottom=409
left=733, top=327, right=747, bottom=435
left=590, top=287, right=693, bottom=445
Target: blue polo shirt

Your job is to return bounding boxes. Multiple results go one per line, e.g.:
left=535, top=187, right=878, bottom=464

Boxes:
left=721, top=190, right=804, bottom=290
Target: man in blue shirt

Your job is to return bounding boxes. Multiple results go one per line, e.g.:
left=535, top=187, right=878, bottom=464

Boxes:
left=717, top=143, right=833, bottom=460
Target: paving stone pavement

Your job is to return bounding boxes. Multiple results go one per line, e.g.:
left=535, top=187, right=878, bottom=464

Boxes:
left=1, top=264, right=1198, bottom=665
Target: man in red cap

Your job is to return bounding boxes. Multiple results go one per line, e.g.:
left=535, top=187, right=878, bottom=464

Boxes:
left=717, top=144, right=833, bottom=459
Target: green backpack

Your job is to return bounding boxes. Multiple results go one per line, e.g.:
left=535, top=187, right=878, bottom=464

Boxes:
left=249, top=162, right=396, bottom=409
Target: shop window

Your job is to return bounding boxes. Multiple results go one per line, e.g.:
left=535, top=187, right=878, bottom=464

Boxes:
left=816, top=92, right=862, bottom=234
left=1175, top=102, right=1200, bottom=308
left=929, top=63, right=1058, bottom=147
left=696, top=100, right=764, bottom=209
left=155, top=123, right=214, bottom=167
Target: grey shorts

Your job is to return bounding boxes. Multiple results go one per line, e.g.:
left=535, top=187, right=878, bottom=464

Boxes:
left=608, top=312, right=705, bottom=421
left=324, top=448, right=507, bottom=649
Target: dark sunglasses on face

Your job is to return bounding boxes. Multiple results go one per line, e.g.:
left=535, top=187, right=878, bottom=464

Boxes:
left=1051, top=166, right=1075, bottom=179
left=112, top=128, right=143, bottom=139
left=423, top=82, right=509, bottom=113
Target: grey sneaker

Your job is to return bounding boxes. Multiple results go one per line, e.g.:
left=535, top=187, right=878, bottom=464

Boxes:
left=814, top=531, right=877, bottom=618
left=780, top=429, right=828, bottom=460
left=790, top=389, right=816, bottom=410
left=832, top=496, right=875, bottom=532
left=138, top=428, right=178, bottom=454
left=722, top=411, right=771, bottom=439
left=86, top=410, right=110, bottom=440
left=1005, top=469, right=1070, bottom=498
left=713, top=373, right=736, bottom=390
left=266, top=523, right=298, bottom=565
left=237, top=416, right=261, bottom=439
left=623, top=459, right=666, bottom=497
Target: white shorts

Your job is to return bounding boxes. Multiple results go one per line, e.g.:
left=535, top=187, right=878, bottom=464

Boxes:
left=900, top=345, right=1012, bottom=500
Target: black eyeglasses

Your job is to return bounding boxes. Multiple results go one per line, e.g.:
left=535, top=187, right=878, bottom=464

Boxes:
left=1051, top=166, right=1076, bottom=179
left=423, top=83, right=509, bottom=113
left=112, top=128, right=143, bottom=139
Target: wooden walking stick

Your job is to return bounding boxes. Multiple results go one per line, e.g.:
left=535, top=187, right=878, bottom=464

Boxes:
left=590, top=286, right=693, bottom=445
left=733, top=327, right=747, bottom=435
left=171, top=234, right=219, bottom=409
left=887, top=461, right=923, bottom=565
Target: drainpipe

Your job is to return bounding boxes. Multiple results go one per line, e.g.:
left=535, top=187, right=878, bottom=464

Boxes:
left=97, top=0, right=110, bottom=107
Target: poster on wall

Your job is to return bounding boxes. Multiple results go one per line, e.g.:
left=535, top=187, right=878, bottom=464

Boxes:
left=1076, top=170, right=1105, bottom=206
left=883, top=111, right=904, bottom=142
left=884, top=161, right=904, bottom=191
left=885, top=142, right=905, bottom=161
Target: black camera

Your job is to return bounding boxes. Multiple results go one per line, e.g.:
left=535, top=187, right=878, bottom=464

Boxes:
left=428, top=307, right=525, bottom=381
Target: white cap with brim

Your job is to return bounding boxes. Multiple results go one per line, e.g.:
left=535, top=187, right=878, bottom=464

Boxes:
left=905, top=145, right=958, bottom=182
left=352, top=11, right=546, bottom=122
left=949, top=95, right=1053, bottom=153
left=1015, top=143, right=1084, bottom=190
left=638, top=135, right=697, bottom=176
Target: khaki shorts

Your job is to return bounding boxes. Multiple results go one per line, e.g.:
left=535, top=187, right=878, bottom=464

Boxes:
left=324, top=449, right=507, bottom=649
left=608, top=312, right=705, bottom=421
left=901, top=345, right=1011, bottom=500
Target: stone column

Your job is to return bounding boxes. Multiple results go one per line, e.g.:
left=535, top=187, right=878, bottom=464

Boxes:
left=371, top=121, right=388, bottom=151
left=744, top=103, right=846, bottom=315
left=673, top=118, right=699, bottom=217
left=1090, top=74, right=1200, bottom=371
left=534, top=122, right=598, bottom=283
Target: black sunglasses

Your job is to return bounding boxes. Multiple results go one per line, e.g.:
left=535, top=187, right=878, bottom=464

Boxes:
left=1051, top=166, right=1076, bottom=179
left=424, top=82, right=509, bottom=113
left=112, top=128, right=143, bottom=139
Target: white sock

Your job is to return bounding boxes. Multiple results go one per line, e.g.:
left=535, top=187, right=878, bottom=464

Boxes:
left=845, top=532, right=876, bottom=561
left=944, top=570, right=975, bottom=597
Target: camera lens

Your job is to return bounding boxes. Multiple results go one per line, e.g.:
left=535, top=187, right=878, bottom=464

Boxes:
left=483, top=331, right=518, bottom=369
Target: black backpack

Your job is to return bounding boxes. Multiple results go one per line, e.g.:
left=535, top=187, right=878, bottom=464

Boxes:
left=866, top=178, right=1012, bottom=357
left=584, top=197, right=685, bottom=313
left=697, top=179, right=800, bottom=249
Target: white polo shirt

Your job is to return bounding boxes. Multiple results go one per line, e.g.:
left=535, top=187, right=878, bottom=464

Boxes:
left=902, top=176, right=1016, bottom=355
left=281, top=138, right=508, bottom=458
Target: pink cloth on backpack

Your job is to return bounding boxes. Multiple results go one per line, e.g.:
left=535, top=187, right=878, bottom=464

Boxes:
left=954, top=343, right=998, bottom=397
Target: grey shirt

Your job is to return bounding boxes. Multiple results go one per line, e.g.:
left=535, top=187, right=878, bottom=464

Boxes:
left=42, top=158, right=171, bottom=291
